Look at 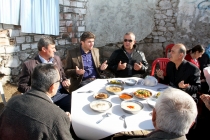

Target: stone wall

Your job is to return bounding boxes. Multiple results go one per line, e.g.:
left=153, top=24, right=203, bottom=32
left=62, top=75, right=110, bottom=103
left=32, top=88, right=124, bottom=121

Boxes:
left=0, top=0, right=210, bottom=85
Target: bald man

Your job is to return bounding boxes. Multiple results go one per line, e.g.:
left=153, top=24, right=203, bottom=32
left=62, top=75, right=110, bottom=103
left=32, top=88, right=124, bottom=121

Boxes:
left=156, top=43, right=201, bottom=96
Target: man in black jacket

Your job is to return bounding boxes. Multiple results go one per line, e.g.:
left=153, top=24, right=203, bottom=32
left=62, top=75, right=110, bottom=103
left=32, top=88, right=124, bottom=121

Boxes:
left=107, top=32, right=148, bottom=78
left=156, top=43, right=201, bottom=96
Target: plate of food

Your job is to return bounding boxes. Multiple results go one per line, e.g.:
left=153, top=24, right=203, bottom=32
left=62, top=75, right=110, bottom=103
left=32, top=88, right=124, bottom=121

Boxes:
left=119, top=93, right=133, bottom=101
left=90, top=100, right=112, bottom=113
left=105, top=84, right=124, bottom=95
left=133, top=89, right=152, bottom=99
left=93, top=92, right=110, bottom=99
left=107, top=79, right=124, bottom=85
left=121, top=100, right=144, bottom=114
left=124, top=79, right=138, bottom=86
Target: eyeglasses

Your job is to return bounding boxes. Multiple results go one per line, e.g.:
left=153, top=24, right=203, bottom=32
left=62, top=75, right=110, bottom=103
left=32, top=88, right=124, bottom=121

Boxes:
left=50, top=79, right=61, bottom=87
left=124, top=39, right=133, bottom=43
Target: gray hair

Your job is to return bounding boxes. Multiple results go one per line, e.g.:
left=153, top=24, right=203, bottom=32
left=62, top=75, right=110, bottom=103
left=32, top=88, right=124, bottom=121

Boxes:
left=37, top=36, right=55, bottom=51
left=155, top=87, right=197, bottom=136
left=31, top=63, right=59, bottom=92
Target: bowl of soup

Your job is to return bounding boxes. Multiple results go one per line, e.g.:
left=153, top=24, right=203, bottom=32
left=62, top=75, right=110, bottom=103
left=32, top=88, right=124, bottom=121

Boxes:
left=105, top=84, right=124, bottom=95
left=121, top=100, right=144, bottom=114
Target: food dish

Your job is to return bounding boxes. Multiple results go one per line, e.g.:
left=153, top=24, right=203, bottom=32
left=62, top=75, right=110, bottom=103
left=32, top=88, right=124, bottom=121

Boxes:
left=93, top=92, right=110, bottom=99
left=146, top=98, right=156, bottom=108
left=155, top=92, right=161, bottom=98
left=105, top=84, right=124, bottom=95
left=121, top=100, right=144, bottom=114
left=107, top=79, right=124, bottom=85
left=90, top=100, right=112, bottom=113
left=119, top=93, right=133, bottom=101
left=124, top=79, right=138, bottom=86
left=133, top=89, right=152, bottom=99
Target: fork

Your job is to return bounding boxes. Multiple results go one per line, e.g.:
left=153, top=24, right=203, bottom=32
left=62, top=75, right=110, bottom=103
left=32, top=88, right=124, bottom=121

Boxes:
left=77, top=90, right=93, bottom=93
left=119, top=115, right=127, bottom=128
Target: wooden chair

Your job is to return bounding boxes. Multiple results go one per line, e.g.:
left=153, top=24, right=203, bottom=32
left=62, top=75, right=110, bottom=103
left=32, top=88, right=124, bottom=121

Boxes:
left=165, top=44, right=174, bottom=58
left=150, top=58, right=170, bottom=77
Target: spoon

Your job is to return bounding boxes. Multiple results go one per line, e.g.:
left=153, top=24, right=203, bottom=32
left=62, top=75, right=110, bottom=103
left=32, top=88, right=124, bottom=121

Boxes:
left=120, top=115, right=127, bottom=128
left=96, top=113, right=111, bottom=124
left=77, top=90, right=93, bottom=93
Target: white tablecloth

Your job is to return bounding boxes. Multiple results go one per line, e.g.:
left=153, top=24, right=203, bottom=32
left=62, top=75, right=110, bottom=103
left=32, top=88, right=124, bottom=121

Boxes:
left=71, top=78, right=167, bottom=140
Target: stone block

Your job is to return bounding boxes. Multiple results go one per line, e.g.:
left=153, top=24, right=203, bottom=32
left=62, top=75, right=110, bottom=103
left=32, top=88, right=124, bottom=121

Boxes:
left=58, top=39, right=66, bottom=45
left=60, top=13, right=64, bottom=20
left=8, top=29, right=20, bottom=37
left=76, top=2, right=84, bottom=8
left=60, top=20, right=66, bottom=26
left=60, top=27, right=67, bottom=32
left=63, top=0, right=70, bottom=6
left=31, top=43, right=38, bottom=49
left=0, top=66, right=11, bottom=75
left=5, top=55, right=21, bottom=68
left=63, top=7, right=73, bottom=12
left=68, top=27, right=73, bottom=33
left=26, top=36, right=33, bottom=42
left=0, top=37, right=10, bottom=45
left=16, top=37, right=25, bottom=44
left=19, top=32, right=28, bottom=36
left=66, top=21, right=73, bottom=26
left=2, top=24, right=14, bottom=29
left=21, top=44, right=31, bottom=50
left=5, top=45, right=20, bottom=53
left=70, top=1, right=77, bottom=7
left=77, top=26, right=85, bottom=32
left=0, top=47, right=5, bottom=53
left=64, top=14, right=72, bottom=19
left=0, top=30, right=9, bottom=37
left=72, top=38, right=78, bottom=44
left=19, top=53, right=30, bottom=61
left=34, top=35, right=42, bottom=42
left=74, top=8, right=86, bottom=14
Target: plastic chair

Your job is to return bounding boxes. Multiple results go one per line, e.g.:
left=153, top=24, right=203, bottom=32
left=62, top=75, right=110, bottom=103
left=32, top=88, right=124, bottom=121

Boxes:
left=150, top=58, right=170, bottom=76
left=0, top=82, right=6, bottom=105
left=165, top=44, right=174, bottom=58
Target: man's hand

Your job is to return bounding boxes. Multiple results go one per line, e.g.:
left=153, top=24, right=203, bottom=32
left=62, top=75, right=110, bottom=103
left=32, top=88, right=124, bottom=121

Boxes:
left=76, top=66, right=85, bottom=75
left=65, top=112, right=71, bottom=122
left=117, top=61, right=127, bottom=70
left=62, top=79, right=70, bottom=88
left=134, top=62, right=143, bottom=71
left=156, top=69, right=164, bottom=79
left=200, top=94, right=210, bottom=111
left=100, top=60, right=108, bottom=70
left=178, top=80, right=189, bottom=89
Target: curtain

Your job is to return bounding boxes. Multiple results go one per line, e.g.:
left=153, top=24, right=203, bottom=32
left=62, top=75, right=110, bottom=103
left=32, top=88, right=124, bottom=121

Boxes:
left=0, top=0, right=21, bottom=25
left=0, top=0, right=59, bottom=35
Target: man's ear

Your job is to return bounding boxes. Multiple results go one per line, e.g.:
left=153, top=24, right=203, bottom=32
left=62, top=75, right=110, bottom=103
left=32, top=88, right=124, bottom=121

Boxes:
left=42, top=47, right=47, bottom=52
left=48, top=83, right=56, bottom=95
left=152, top=108, right=157, bottom=129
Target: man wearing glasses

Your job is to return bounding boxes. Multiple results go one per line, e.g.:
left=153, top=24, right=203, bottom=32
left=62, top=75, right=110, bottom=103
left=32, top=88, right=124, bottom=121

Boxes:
left=18, top=36, right=71, bottom=112
left=0, top=64, right=73, bottom=140
left=107, top=32, right=148, bottom=78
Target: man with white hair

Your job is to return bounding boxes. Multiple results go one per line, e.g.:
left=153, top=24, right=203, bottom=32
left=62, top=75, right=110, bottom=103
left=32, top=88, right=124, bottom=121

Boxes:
left=128, top=87, right=197, bottom=140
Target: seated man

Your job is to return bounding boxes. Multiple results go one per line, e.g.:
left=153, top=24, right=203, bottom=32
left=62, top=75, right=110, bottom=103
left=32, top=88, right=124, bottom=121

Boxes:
left=128, top=87, right=197, bottom=140
left=107, top=32, right=149, bottom=78
left=157, top=43, right=201, bottom=97
left=64, top=31, right=108, bottom=93
left=0, top=64, right=73, bottom=140
left=18, top=36, right=71, bottom=112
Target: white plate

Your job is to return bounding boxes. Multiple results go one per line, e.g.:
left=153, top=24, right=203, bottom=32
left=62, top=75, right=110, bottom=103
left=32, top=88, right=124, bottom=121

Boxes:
left=146, top=98, right=157, bottom=108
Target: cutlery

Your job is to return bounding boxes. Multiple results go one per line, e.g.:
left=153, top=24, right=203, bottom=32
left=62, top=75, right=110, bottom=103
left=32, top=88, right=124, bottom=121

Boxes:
left=96, top=113, right=111, bottom=124
left=120, top=115, right=127, bottom=128
left=77, top=90, right=93, bottom=93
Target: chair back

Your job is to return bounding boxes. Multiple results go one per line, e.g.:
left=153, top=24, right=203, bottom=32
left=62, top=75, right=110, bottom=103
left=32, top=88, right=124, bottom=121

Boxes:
left=150, top=58, right=170, bottom=76
left=165, top=44, right=175, bottom=58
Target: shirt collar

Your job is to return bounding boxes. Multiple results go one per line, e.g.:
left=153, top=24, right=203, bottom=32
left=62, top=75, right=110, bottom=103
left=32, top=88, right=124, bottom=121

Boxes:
left=80, top=46, right=91, bottom=55
left=38, top=54, right=54, bottom=64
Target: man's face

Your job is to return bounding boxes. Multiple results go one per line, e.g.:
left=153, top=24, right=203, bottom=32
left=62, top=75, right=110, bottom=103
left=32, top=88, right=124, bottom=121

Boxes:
left=170, top=45, right=182, bottom=63
left=123, top=34, right=136, bottom=50
left=81, top=38, right=94, bottom=51
left=43, top=44, right=56, bottom=58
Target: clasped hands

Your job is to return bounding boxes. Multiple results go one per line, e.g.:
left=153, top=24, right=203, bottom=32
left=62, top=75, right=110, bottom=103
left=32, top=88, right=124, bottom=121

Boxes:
left=117, top=61, right=143, bottom=71
left=75, top=60, right=108, bottom=75
left=156, top=69, right=189, bottom=89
